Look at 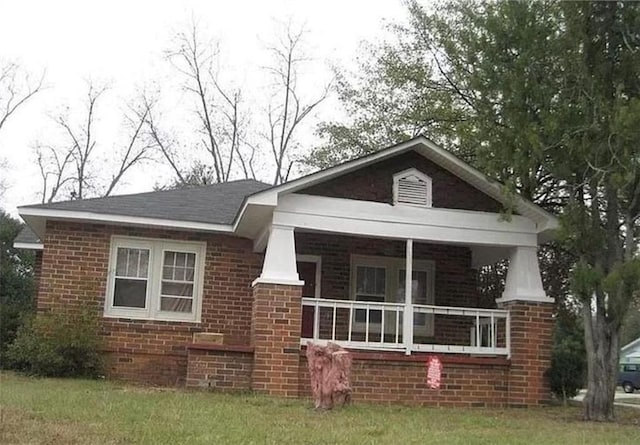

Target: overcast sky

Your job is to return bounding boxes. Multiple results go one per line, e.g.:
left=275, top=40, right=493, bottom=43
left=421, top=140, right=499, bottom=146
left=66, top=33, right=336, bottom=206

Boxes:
left=0, top=0, right=406, bottom=216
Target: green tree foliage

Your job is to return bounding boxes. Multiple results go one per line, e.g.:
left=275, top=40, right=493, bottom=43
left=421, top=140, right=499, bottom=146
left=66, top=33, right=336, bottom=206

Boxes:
left=311, top=0, right=640, bottom=420
left=0, top=211, right=35, bottom=366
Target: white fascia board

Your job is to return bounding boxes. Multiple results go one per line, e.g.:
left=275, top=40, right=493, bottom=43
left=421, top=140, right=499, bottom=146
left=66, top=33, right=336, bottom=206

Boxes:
left=621, top=337, right=640, bottom=354
left=236, top=136, right=558, bottom=237
left=273, top=194, right=538, bottom=247
left=236, top=138, right=420, bottom=222
left=279, top=194, right=537, bottom=235
left=13, top=242, right=44, bottom=250
left=413, top=140, right=559, bottom=230
left=18, top=208, right=234, bottom=234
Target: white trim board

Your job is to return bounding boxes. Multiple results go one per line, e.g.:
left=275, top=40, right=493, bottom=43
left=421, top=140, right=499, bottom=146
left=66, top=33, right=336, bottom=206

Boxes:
left=19, top=207, right=234, bottom=240
left=273, top=194, right=539, bottom=247
left=239, top=136, right=558, bottom=236
left=13, top=242, right=44, bottom=250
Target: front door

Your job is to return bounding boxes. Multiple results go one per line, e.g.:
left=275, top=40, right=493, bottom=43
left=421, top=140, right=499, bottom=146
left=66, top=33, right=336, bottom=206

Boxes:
left=298, top=260, right=317, bottom=338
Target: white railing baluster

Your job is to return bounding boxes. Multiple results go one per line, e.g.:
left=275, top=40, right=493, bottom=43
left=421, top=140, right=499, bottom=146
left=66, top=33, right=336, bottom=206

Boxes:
left=395, top=308, right=400, bottom=344
left=348, top=305, right=353, bottom=342
left=490, top=313, right=495, bottom=350
left=332, top=301, right=337, bottom=341
left=299, top=298, right=509, bottom=356
left=475, top=311, right=481, bottom=351
left=313, top=298, right=320, bottom=341
left=380, top=308, right=385, bottom=344
left=365, top=305, right=370, bottom=343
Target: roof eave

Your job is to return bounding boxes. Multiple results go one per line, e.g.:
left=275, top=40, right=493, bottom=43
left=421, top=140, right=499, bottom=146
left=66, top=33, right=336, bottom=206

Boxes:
left=236, top=136, right=559, bottom=240
left=18, top=207, right=235, bottom=239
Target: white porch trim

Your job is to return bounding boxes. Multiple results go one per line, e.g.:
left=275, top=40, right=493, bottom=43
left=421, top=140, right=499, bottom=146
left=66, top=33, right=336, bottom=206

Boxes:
left=273, top=194, right=538, bottom=247
left=252, top=224, right=303, bottom=287
left=403, top=239, right=414, bottom=355
left=497, top=246, right=553, bottom=304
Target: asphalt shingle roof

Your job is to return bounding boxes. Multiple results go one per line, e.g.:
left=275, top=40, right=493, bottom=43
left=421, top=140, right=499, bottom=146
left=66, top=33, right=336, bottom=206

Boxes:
left=14, top=225, right=41, bottom=245
left=19, top=179, right=271, bottom=225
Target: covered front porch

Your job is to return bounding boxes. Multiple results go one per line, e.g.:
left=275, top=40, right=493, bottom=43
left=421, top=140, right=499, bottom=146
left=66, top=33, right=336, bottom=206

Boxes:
left=253, top=194, right=551, bottom=356
left=295, top=233, right=510, bottom=357
left=248, top=193, right=554, bottom=406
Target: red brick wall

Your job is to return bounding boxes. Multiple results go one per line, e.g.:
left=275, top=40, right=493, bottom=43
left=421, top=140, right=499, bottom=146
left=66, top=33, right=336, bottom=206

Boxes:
left=33, top=250, right=43, bottom=297
left=251, top=283, right=302, bottom=397
left=299, top=352, right=509, bottom=407
left=499, top=301, right=553, bottom=407
left=186, top=348, right=253, bottom=391
left=300, top=151, right=502, bottom=213
left=37, top=220, right=262, bottom=385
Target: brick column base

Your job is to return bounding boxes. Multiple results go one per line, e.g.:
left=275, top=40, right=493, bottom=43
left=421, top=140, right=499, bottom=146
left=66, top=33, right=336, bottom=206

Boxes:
left=251, top=283, right=302, bottom=397
left=500, top=301, right=554, bottom=407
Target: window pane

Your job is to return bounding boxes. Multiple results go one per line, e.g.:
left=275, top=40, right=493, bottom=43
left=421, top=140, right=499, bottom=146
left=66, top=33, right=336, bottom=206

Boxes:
left=138, top=250, right=149, bottom=278
left=398, top=270, right=428, bottom=304
left=163, top=251, right=196, bottom=283
left=356, top=266, right=385, bottom=295
left=113, top=278, right=146, bottom=308
left=186, top=254, right=195, bottom=268
left=116, top=247, right=149, bottom=278
left=161, top=297, right=193, bottom=313
left=174, top=266, right=186, bottom=281
left=161, top=282, right=194, bottom=297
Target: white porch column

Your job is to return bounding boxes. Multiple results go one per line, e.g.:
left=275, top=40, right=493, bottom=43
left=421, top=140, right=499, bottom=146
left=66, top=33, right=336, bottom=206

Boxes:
left=252, top=224, right=304, bottom=286
left=403, top=239, right=414, bottom=355
left=496, top=246, right=553, bottom=303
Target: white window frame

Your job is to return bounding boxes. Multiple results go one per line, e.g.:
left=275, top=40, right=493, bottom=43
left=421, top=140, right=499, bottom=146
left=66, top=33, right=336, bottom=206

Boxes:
left=350, top=254, right=435, bottom=336
left=105, top=236, right=206, bottom=322
left=393, top=168, right=433, bottom=208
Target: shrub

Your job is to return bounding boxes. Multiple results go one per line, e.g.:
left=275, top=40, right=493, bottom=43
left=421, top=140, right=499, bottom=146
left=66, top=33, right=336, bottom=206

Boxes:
left=545, top=315, right=586, bottom=403
left=7, top=310, right=103, bottom=378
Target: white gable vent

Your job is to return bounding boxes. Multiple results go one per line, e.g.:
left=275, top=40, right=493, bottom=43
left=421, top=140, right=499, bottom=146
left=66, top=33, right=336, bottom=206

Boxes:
left=393, top=168, right=432, bottom=207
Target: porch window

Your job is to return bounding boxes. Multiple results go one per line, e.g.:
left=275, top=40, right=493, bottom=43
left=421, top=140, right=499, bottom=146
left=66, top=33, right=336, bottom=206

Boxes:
left=350, top=255, right=435, bottom=335
left=105, top=236, right=205, bottom=322
left=354, top=265, right=386, bottom=323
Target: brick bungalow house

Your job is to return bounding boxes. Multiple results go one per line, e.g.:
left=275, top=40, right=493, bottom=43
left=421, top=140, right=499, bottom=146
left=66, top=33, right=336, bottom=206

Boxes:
left=15, top=136, right=557, bottom=407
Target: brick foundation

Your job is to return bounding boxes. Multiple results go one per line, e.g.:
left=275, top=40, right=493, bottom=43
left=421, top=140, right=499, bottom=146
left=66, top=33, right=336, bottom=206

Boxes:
left=499, top=300, right=554, bottom=406
left=251, top=283, right=302, bottom=397
left=299, top=351, right=509, bottom=407
left=186, top=344, right=254, bottom=391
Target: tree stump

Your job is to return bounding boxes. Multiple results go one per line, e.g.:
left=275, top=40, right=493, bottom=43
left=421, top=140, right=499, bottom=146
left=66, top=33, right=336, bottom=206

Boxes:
left=306, top=342, right=352, bottom=409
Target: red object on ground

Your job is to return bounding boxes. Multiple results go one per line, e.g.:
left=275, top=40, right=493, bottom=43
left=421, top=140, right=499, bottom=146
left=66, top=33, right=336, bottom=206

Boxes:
left=306, top=343, right=352, bottom=409
left=426, top=355, right=443, bottom=389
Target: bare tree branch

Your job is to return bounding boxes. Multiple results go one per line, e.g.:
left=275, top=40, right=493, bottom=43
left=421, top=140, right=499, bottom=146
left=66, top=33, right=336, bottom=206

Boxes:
left=167, top=20, right=254, bottom=183
left=36, top=82, right=151, bottom=202
left=264, top=23, right=331, bottom=185
left=0, top=62, right=45, bottom=134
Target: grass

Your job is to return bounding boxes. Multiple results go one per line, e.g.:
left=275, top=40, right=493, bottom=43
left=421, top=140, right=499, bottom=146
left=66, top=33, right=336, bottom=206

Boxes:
left=1, top=372, right=639, bottom=445
left=615, top=397, right=640, bottom=406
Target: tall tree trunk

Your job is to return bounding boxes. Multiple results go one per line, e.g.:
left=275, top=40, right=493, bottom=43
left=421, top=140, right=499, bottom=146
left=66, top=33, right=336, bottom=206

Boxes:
left=582, top=301, right=619, bottom=421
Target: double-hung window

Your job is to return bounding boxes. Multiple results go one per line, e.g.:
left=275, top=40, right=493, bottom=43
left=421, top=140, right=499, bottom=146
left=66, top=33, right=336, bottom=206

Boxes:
left=350, top=255, right=435, bottom=336
left=105, top=236, right=206, bottom=322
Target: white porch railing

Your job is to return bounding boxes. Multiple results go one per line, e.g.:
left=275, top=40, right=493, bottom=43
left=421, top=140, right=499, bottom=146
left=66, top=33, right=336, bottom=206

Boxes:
left=300, top=297, right=510, bottom=356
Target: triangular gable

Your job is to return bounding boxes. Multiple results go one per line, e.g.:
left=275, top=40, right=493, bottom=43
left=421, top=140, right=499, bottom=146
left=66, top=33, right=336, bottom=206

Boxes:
left=239, top=136, right=558, bottom=240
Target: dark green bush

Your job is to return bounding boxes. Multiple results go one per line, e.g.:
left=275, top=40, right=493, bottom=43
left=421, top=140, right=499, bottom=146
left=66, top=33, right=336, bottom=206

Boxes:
left=7, top=310, right=103, bottom=378
left=545, top=315, right=586, bottom=403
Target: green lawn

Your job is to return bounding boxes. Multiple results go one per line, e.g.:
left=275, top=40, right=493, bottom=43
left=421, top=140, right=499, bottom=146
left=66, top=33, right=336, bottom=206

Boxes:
left=0, top=372, right=638, bottom=445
